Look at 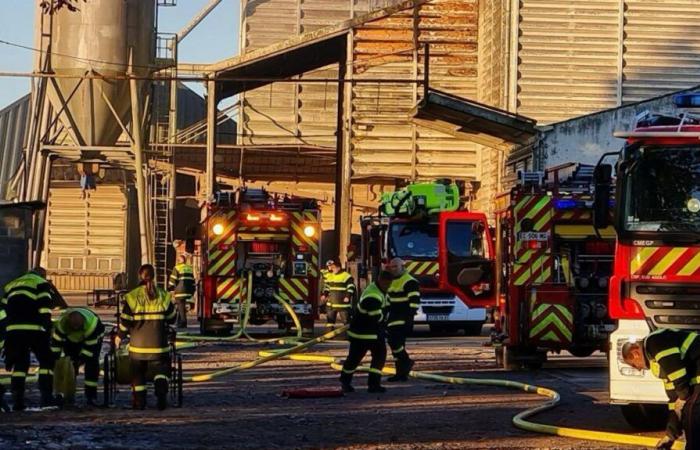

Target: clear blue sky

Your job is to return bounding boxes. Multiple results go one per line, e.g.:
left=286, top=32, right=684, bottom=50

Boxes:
left=0, top=0, right=240, bottom=108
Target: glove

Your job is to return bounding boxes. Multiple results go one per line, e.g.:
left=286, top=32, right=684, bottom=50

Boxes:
left=113, top=336, right=122, bottom=350
left=674, top=399, right=686, bottom=419
left=656, top=435, right=675, bottom=450
left=343, top=297, right=350, bottom=304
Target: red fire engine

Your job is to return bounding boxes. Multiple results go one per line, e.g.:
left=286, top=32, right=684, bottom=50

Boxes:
left=197, top=188, right=321, bottom=335
left=492, top=164, right=616, bottom=369
left=595, top=93, right=700, bottom=428
left=360, top=180, right=496, bottom=335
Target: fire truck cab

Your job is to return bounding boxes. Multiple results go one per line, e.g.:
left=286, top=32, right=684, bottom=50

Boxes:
left=360, top=180, right=495, bottom=335
left=595, top=93, right=700, bottom=428
left=198, top=188, right=321, bottom=335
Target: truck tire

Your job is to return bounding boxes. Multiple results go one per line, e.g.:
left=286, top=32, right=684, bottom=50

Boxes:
left=620, top=404, right=667, bottom=430
left=200, top=318, right=232, bottom=336
left=464, top=321, right=484, bottom=336
left=569, top=346, right=596, bottom=358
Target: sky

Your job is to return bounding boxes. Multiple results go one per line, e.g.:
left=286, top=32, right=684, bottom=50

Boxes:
left=0, top=0, right=240, bottom=108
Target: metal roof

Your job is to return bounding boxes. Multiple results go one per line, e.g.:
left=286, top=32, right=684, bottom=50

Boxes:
left=208, top=0, right=428, bottom=99
left=410, top=89, right=539, bottom=150
left=0, top=95, right=30, bottom=200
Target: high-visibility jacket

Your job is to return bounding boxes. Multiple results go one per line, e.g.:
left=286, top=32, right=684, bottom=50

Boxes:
left=322, top=270, right=356, bottom=309
left=168, top=263, right=196, bottom=299
left=119, top=285, right=175, bottom=361
left=51, top=308, right=105, bottom=360
left=1, top=273, right=54, bottom=336
left=644, top=328, right=700, bottom=438
left=386, top=271, right=420, bottom=327
left=348, top=283, right=385, bottom=341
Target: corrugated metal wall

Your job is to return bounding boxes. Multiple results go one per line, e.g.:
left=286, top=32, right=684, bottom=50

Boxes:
left=352, top=0, right=480, bottom=181
left=515, top=0, right=700, bottom=124
left=0, top=95, right=30, bottom=200
left=43, top=183, right=128, bottom=292
left=240, top=0, right=481, bottom=183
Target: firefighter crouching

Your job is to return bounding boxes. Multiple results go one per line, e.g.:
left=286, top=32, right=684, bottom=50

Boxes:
left=385, top=258, right=420, bottom=382
left=622, top=329, right=700, bottom=449
left=1, top=267, right=62, bottom=410
left=168, top=254, right=196, bottom=329
left=116, top=264, right=176, bottom=410
left=321, top=259, right=356, bottom=329
left=340, top=271, right=391, bottom=394
left=51, top=308, right=105, bottom=406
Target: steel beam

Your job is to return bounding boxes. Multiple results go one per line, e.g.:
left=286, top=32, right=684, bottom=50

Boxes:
left=205, top=78, right=218, bottom=200
left=177, top=0, right=224, bottom=43
left=334, top=33, right=353, bottom=264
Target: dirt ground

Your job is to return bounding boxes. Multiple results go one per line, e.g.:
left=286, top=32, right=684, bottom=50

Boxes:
left=0, top=322, right=665, bottom=450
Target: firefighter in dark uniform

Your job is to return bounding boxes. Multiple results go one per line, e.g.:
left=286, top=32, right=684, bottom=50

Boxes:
left=116, top=264, right=176, bottom=410
left=321, top=259, right=356, bottom=329
left=385, top=258, right=420, bottom=382
left=622, top=329, right=700, bottom=450
left=0, top=289, right=8, bottom=412
left=168, top=254, right=196, bottom=329
left=340, top=271, right=392, bottom=394
left=50, top=307, right=105, bottom=406
left=2, top=267, right=61, bottom=410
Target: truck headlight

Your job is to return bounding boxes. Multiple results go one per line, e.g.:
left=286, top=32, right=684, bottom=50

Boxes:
left=303, top=225, right=316, bottom=238
left=212, top=223, right=225, bottom=236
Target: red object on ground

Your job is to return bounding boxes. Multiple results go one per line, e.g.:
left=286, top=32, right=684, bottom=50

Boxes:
left=281, top=387, right=344, bottom=399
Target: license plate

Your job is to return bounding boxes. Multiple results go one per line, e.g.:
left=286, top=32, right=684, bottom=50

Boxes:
left=518, top=231, right=549, bottom=241
left=427, top=314, right=450, bottom=321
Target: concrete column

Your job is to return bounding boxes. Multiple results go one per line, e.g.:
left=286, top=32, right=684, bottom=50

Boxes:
left=334, top=33, right=353, bottom=264
left=206, top=78, right=218, bottom=201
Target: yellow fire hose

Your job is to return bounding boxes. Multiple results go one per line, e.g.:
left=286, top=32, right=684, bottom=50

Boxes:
left=177, top=272, right=305, bottom=345
left=253, top=351, right=684, bottom=449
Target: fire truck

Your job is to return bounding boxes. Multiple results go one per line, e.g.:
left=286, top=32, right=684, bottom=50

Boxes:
left=360, top=180, right=496, bottom=335
left=197, top=188, right=321, bottom=335
left=491, top=164, right=617, bottom=370
left=594, top=93, right=700, bottom=428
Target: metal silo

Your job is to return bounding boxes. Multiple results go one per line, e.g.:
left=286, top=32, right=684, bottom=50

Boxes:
left=42, top=0, right=155, bottom=148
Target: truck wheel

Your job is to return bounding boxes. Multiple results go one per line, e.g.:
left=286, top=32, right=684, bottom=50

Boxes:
left=569, top=346, right=595, bottom=358
left=464, top=321, right=484, bottom=336
left=620, top=404, right=667, bottom=430
left=200, top=319, right=232, bottom=336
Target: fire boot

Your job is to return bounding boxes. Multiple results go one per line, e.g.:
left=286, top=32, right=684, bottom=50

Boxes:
left=387, top=358, right=414, bottom=383
left=0, top=385, right=9, bottom=412
left=132, top=390, right=146, bottom=410
left=85, top=386, right=99, bottom=407
left=154, top=377, right=168, bottom=411
left=40, top=389, right=63, bottom=410
left=11, top=389, right=25, bottom=412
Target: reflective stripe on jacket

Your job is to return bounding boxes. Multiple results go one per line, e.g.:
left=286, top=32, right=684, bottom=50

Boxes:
left=348, top=283, right=385, bottom=340
left=119, top=285, right=175, bottom=360
left=386, top=271, right=420, bottom=323
left=51, top=307, right=105, bottom=358
left=323, top=270, right=356, bottom=308
left=168, top=263, right=196, bottom=297
left=2, top=273, right=54, bottom=334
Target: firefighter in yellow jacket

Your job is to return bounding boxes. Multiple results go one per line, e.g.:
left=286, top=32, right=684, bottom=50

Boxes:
left=168, top=255, right=196, bottom=329
left=385, top=258, right=420, bottom=382
left=321, top=259, right=356, bottom=328
left=117, top=264, right=176, bottom=410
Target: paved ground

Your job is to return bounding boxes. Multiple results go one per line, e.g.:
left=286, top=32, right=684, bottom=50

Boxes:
left=0, top=315, right=665, bottom=450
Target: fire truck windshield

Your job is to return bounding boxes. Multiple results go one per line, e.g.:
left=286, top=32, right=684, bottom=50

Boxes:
left=623, top=146, right=700, bottom=233
left=389, top=222, right=438, bottom=259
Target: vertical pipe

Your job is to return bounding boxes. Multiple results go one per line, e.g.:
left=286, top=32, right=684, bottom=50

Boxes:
left=206, top=78, right=218, bottom=200
left=130, top=53, right=153, bottom=265
left=32, top=154, right=53, bottom=268
left=334, top=33, right=352, bottom=264
left=169, top=43, right=179, bottom=265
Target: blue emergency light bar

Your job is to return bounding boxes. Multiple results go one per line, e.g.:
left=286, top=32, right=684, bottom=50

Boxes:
left=554, top=199, right=579, bottom=210
left=673, top=93, right=700, bottom=108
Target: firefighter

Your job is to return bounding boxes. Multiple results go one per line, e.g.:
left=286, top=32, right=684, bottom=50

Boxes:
left=0, top=289, right=8, bottom=412
left=321, top=259, right=356, bottom=329
left=50, top=307, right=105, bottom=406
left=168, top=254, right=196, bottom=329
left=2, top=267, right=62, bottom=410
left=340, top=271, right=391, bottom=394
left=385, top=258, right=420, bottom=382
left=116, top=264, right=176, bottom=410
left=622, top=329, right=700, bottom=450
